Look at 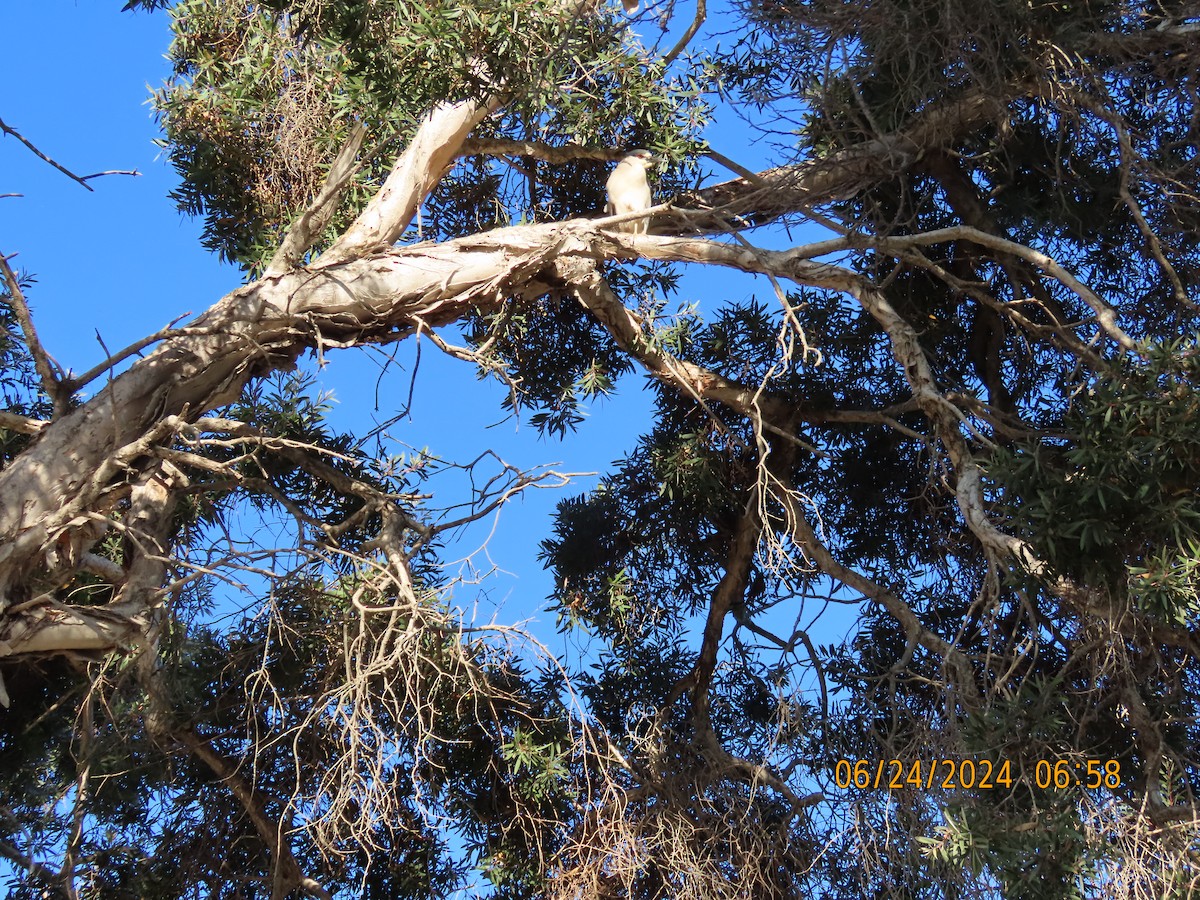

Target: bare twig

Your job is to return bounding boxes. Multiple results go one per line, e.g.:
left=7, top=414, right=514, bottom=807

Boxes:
left=0, top=117, right=138, bottom=190
left=65, top=314, right=200, bottom=391
left=662, top=0, right=706, bottom=67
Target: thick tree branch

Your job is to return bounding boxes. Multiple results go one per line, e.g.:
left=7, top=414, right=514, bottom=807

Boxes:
left=457, top=89, right=1019, bottom=236
left=679, top=90, right=1013, bottom=229
left=687, top=497, right=761, bottom=709
left=0, top=410, right=48, bottom=435
left=321, top=98, right=501, bottom=261
left=266, top=123, right=369, bottom=277
left=0, top=233, right=562, bottom=605
left=2, top=216, right=1101, bottom=615
left=116, top=461, right=185, bottom=610
left=561, top=257, right=792, bottom=420
left=0, top=597, right=154, bottom=657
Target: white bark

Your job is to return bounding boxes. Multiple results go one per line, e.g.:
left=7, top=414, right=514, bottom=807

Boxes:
left=0, top=601, right=153, bottom=656
left=0, top=81, right=1081, bottom=657
left=320, top=97, right=501, bottom=264
left=0, top=216, right=1088, bottom=654
left=0, top=228, right=566, bottom=612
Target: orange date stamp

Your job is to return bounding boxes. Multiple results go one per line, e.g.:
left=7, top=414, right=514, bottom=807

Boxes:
left=833, top=758, right=1122, bottom=791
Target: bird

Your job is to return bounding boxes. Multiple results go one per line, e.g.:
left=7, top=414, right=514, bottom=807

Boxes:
left=622, top=0, right=640, bottom=11
left=605, top=149, right=655, bottom=234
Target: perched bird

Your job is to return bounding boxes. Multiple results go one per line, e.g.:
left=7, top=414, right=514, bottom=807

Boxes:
left=622, top=0, right=640, bottom=11
left=605, top=149, right=655, bottom=234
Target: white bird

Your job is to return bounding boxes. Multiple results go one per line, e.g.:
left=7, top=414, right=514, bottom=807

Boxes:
left=605, top=149, right=655, bottom=234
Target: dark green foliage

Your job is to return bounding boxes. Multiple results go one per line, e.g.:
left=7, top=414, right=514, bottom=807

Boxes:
left=155, top=0, right=708, bottom=270
left=7, top=0, right=1200, bottom=897
left=995, top=339, right=1200, bottom=611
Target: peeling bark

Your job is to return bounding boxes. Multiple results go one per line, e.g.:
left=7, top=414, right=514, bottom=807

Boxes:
left=0, top=81, right=1083, bottom=657
left=0, top=209, right=1117, bottom=651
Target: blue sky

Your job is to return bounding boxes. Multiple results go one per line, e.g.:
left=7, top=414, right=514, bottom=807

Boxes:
left=1, top=2, right=855, bottom=664
left=1, top=5, right=863, bottom=891
left=1, top=4, right=238, bottom=356
left=0, top=3, right=648, bottom=628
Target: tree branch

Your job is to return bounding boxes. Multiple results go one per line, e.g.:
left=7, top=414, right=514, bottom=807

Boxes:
left=679, top=89, right=1014, bottom=229
left=0, top=117, right=139, bottom=190
left=0, top=410, right=48, bottom=435
left=265, top=123, right=369, bottom=277
left=321, top=98, right=501, bottom=261
left=1, top=170, right=1113, bottom=621
left=460, top=138, right=622, bottom=164
left=175, top=728, right=333, bottom=900
left=0, top=836, right=71, bottom=897
left=0, top=251, right=68, bottom=416
left=662, top=0, right=706, bottom=66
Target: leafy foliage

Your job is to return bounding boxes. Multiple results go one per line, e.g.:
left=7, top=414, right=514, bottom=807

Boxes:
left=5, top=0, right=1200, bottom=898
left=155, top=0, right=707, bottom=270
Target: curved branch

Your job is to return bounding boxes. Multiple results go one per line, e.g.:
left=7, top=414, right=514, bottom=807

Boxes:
left=0, top=117, right=139, bottom=191
left=321, top=98, right=502, bottom=261
left=1, top=251, right=67, bottom=416
left=772, top=470, right=982, bottom=709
